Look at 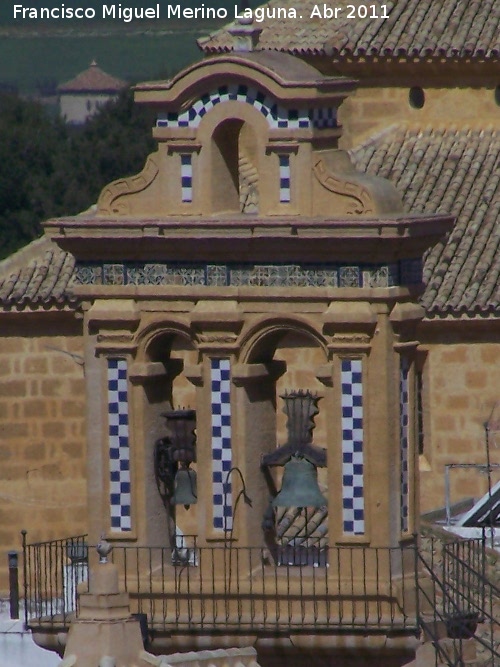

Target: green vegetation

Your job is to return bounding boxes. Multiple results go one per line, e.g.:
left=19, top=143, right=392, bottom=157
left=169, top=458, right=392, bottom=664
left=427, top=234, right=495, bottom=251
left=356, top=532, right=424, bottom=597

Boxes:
left=0, top=90, right=156, bottom=259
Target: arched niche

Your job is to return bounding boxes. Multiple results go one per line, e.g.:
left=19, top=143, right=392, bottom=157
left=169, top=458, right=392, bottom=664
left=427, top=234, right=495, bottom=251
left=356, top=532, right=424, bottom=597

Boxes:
left=233, top=320, right=329, bottom=549
left=144, top=330, right=198, bottom=409
left=196, top=101, right=268, bottom=215
left=134, top=328, right=198, bottom=547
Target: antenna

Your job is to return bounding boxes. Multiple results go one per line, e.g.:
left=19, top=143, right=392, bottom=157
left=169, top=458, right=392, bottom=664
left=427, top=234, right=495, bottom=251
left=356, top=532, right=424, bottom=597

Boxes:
left=484, top=402, right=499, bottom=549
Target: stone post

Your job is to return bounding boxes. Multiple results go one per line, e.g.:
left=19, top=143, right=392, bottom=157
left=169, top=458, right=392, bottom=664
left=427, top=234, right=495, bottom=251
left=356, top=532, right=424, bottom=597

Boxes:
left=59, top=541, right=150, bottom=667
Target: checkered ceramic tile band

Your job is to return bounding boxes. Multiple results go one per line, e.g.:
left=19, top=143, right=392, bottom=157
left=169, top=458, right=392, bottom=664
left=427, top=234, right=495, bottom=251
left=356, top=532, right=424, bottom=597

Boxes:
left=211, top=358, right=233, bottom=531
left=400, top=357, right=410, bottom=533
left=279, top=155, right=291, bottom=202
left=310, top=107, right=337, bottom=128
left=341, top=359, right=365, bottom=535
left=181, top=154, right=193, bottom=202
left=107, top=358, right=132, bottom=532
left=157, top=85, right=337, bottom=131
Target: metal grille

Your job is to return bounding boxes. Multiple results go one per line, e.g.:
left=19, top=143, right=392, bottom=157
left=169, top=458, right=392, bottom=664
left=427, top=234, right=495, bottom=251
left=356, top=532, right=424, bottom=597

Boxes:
left=416, top=533, right=500, bottom=667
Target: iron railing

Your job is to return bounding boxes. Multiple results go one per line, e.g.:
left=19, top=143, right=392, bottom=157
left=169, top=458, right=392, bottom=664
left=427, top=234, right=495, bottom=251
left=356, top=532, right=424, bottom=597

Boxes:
left=416, top=533, right=500, bottom=667
left=23, top=533, right=418, bottom=637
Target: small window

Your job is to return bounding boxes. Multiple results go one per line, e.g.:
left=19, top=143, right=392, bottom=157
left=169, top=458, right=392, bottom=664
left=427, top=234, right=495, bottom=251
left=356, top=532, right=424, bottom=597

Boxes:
left=409, top=87, right=425, bottom=109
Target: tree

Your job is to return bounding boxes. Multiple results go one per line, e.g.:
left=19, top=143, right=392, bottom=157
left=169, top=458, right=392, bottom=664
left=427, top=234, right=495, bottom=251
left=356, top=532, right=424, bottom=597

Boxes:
left=65, top=90, right=156, bottom=212
left=0, top=89, right=155, bottom=259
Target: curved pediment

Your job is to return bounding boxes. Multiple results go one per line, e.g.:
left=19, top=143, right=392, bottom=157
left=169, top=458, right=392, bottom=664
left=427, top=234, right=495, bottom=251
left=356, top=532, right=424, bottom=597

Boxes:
left=134, top=51, right=356, bottom=109
left=94, top=51, right=407, bottom=219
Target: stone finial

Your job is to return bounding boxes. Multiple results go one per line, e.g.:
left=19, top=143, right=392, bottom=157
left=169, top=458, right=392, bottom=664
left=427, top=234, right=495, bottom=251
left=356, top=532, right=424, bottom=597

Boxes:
left=97, top=537, right=113, bottom=563
left=228, top=14, right=262, bottom=52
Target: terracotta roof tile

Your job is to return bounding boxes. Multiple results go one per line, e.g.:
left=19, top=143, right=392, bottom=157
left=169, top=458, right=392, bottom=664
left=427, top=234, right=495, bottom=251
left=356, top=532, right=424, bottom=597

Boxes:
left=350, top=126, right=500, bottom=316
left=199, top=0, right=500, bottom=60
left=0, top=237, right=77, bottom=308
left=58, top=61, right=127, bottom=94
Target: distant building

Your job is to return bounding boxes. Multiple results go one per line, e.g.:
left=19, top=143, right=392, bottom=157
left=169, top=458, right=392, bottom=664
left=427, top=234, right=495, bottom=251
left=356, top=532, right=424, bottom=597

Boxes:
left=57, top=60, right=127, bottom=124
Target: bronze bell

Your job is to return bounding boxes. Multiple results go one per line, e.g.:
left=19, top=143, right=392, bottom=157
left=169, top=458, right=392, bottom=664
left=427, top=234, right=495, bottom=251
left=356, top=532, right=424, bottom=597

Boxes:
left=172, top=467, right=197, bottom=507
left=272, top=456, right=327, bottom=508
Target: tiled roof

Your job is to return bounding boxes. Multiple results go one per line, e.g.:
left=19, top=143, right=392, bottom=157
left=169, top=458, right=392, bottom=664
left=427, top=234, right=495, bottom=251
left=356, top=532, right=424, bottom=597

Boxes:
left=350, top=126, right=500, bottom=316
left=0, top=236, right=77, bottom=308
left=58, top=61, right=127, bottom=94
left=199, top=0, right=500, bottom=60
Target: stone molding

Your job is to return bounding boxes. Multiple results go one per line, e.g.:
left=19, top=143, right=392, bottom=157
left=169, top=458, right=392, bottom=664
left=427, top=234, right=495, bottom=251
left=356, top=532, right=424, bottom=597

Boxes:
left=97, top=153, right=160, bottom=216
left=313, top=157, right=374, bottom=215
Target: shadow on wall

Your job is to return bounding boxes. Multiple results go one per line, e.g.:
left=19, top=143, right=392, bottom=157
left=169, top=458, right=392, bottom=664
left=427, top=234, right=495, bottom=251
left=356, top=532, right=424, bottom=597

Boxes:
left=256, top=647, right=415, bottom=667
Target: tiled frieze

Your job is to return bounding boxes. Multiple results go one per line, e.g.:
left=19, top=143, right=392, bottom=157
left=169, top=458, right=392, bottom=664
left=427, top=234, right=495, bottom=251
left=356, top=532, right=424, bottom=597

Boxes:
left=339, top=266, right=361, bottom=288
left=107, top=358, right=132, bottom=532
left=156, top=84, right=336, bottom=131
left=399, top=357, right=410, bottom=533
left=75, top=261, right=406, bottom=288
left=206, top=264, right=228, bottom=287
left=210, top=358, right=233, bottom=532
left=341, top=359, right=365, bottom=536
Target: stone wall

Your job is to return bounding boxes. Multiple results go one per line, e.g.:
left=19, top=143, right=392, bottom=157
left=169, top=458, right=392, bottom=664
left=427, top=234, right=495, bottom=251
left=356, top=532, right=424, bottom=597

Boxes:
left=419, top=335, right=500, bottom=514
left=339, top=86, right=500, bottom=148
left=0, top=317, right=87, bottom=593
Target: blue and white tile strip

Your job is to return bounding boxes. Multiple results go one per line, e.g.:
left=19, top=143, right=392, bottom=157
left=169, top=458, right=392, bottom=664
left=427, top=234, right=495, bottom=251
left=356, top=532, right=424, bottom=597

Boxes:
left=156, top=84, right=333, bottom=130
left=180, top=154, right=193, bottom=202
left=107, top=358, right=132, bottom=532
left=400, top=357, right=410, bottom=533
left=310, top=107, right=337, bottom=128
left=210, top=358, right=233, bottom=531
left=279, top=155, right=291, bottom=203
left=341, top=359, right=365, bottom=535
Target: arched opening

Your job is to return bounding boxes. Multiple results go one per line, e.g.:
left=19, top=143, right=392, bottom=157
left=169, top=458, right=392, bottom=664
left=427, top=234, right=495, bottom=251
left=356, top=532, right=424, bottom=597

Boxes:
left=240, top=324, right=329, bottom=562
left=142, top=331, right=198, bottom=551
left=211, top=118, right=259, bottom=214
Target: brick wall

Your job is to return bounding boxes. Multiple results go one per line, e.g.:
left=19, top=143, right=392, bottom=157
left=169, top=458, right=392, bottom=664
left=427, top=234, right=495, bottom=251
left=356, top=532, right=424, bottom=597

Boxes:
left=0, top=317, right=87, bottom=594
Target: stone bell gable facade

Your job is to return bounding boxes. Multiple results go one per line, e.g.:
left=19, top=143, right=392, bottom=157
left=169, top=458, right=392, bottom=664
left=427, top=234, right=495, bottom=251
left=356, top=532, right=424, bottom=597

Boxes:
left=6, top=51, right=450, bottom=661
left=37, top=49, right=453, bottom=639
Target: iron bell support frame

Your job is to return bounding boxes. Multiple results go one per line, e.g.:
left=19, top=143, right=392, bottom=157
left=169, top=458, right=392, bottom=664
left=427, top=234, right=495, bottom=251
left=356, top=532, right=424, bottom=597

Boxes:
left=153, top=409, right=197, bottom=508
left=261, top=390, right=327, bottom=502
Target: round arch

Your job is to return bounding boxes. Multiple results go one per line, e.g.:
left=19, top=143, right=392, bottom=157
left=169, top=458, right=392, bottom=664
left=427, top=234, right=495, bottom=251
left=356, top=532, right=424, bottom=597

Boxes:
left=197, top=100, right=269, bottom=215
left=135, top=321, right=196, bottom=364
left=240, top=316, right=328, bottom=365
